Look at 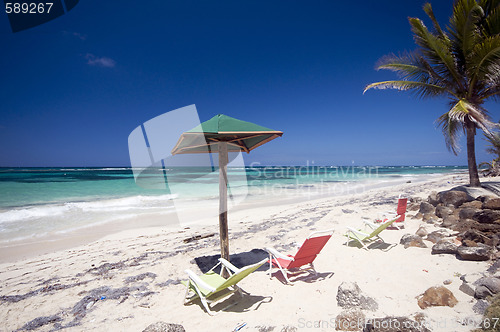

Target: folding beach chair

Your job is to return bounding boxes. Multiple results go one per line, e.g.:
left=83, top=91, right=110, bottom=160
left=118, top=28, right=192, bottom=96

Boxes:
left=182, top=258, right=267, bottom=315
left=266, top=229, right=334, bottom=284
left=345, top=217, right=397, bottom=250
left=375, top=196, right=407, bottom=229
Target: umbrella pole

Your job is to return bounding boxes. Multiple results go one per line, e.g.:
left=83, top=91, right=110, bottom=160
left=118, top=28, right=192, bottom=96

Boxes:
left=218, top=141, right=230, bottom=272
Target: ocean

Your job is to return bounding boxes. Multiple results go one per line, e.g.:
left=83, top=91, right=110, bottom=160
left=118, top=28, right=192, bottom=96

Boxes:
left=0, top=166, right=465, bottom=245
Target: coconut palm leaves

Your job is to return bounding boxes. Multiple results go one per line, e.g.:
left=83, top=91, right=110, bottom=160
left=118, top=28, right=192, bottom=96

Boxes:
left=364, top=0, right=500, bottom=187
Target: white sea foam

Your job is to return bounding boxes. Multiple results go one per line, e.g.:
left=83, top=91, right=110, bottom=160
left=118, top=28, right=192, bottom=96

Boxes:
left=0, top=194, right=178, bottom=224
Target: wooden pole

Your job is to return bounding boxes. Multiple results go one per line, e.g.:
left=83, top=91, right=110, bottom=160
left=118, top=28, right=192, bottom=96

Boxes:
left=218, top=141, right=229, bottom=270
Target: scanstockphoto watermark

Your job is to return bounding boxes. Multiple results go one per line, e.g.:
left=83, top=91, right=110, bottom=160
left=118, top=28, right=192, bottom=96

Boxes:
left=297, top=317, right=500, bottom=330
left=248, top=162, right=381, bottom=180
left=247, top=162, right=381, bottom=197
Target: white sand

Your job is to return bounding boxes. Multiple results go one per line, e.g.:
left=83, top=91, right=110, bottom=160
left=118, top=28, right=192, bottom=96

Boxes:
left=0, top=173, right=494, bottom=331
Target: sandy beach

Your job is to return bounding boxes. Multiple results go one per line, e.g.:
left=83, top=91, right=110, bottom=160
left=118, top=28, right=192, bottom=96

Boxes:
left=0, top=172, right=496, bottom=331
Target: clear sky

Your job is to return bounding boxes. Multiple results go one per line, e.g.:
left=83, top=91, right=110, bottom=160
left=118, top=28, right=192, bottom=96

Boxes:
left=0, top=1, right=497, bottom=167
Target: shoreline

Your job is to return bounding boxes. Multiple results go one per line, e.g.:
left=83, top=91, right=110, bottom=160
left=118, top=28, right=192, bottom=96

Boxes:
left=0, top=172, right=465, bottom=263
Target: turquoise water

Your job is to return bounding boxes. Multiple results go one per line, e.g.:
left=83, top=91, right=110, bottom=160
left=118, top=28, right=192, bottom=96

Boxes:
left=0, top=166, right=465, bottom=243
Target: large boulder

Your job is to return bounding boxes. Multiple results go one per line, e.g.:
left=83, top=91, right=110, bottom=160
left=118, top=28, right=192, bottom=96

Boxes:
left=473, top=210, right=500, bottom=224
left=363, top=317, right=431, bottom=332
left=439, top=190, right=470, bottom=208
left=419, top=202, right=435, bottom=215
left=457, top=245, right=491, bottom=261
left=431, top=240, right=458, bottom=255
left=337, top=282, right=378, bottom=311
left=400, top=234, right=427, bottom=249
left=417, top=286, right=458, bottom=309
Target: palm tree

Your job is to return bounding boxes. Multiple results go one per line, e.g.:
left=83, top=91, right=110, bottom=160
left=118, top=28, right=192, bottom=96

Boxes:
left=364, top=0, right=500, bottom=187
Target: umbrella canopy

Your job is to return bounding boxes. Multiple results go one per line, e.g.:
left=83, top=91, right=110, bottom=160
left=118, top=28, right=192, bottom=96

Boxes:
left=171, top=114, right=283, bottom=268
left=171, top=114, right=283, bottom=155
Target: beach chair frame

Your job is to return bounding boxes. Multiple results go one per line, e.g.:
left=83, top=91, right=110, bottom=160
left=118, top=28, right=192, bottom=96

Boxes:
left=266, top=229, right=334, bottom=285
left=345, top=217, right=397, bottom=250
left=183, top=258, right=267, bottom=315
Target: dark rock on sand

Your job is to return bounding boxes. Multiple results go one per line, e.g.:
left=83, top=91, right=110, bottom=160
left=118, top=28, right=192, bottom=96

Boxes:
left=21, top=315, right=62, bottom=331
left=419, top=202, right=435, bottom=215
left=142, top=322, right=186, bottom=332
left=337, top=282, right=378, bottom=311
left=335, top=310, right=365, bottom=331
left=431, top=240, right=458, bottom=255
left=417, top=286, right=458, bottom=309
left=363, top=316, right=431, bottom=332
left=459, top=282, right=475, bottom=297
left=400, top=234, right=427, bottom=249
left=474, top=277, right=500, bottom=299
left=439, top=190, right=470, bottom=208
left=458, top=245, right=491, bottom=261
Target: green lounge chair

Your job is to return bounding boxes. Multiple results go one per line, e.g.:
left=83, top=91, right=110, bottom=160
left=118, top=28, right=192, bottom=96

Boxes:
left=182, top=258, right=267, bottom=315
left=345, top=217, right=397, bottom=250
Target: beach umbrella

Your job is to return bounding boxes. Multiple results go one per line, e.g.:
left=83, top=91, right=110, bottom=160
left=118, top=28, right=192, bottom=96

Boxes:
left=171, top=114, right=283, bottom=263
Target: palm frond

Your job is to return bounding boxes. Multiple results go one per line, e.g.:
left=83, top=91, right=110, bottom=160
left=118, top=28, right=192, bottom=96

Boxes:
left=436, top=112, right=464, bottom=155
left=468, top=35, right=500, bottom=95
left=409, top=18, right=464, bottom=89
left=363, top=80, right=448, bottom=98
left=423, top=3, right=446, bottom=38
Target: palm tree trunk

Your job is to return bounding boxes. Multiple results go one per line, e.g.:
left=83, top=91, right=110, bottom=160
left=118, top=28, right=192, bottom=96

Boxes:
left=466, top=120, right=481, bottom=187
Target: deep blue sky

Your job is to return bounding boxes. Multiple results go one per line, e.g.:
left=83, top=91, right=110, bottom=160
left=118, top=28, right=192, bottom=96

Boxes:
left=0, top=1, right=497, bottom=166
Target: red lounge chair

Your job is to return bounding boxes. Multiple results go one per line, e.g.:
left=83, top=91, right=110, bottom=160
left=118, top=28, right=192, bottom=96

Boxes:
left=266, top=229, right=334, bottom=284
left=376, top=197, right=407, bottom=229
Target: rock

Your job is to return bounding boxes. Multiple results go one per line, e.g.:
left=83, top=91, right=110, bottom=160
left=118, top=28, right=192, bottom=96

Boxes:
left=142, top=322, right=186, bottom=332
left=335, top=310, right=365, bottom=331
left=457, top=245, right=491, bottom=261
left=483, top=197, right=500, bottom=210
left=460, top=272, right=484, bottom=284
left=400, top=234, right=427, bottom=249
left=487, top=259, right=500, bottom=274
left=417, top=286, right=458, bottom=309
left=425, top=231, right=445, bottom=244
left=460, top=200, right=483, bottom=209
left=441, top=215, right=459, bottom=228
left=435, top=205, right=454, bottom=218
left=473, top=299, right=490, bottom=315
left=443, top=279, right=452, bottom=285
left=474, top=277, right=500, bottom=299
left=459, top=208, right=481, bottom=220
left=473, top=209, right=500, bottom=224
left=414, top=212, right=423, bottom=219
left=337, top=282, right=378, bottom=311
left=363, top=316, right=431, bottom=332
left=439, top=190, right=470, bottom=208
left=419, top=202, right=435, bottom=215
left=431, top=240, right=458, bottom=255
left=459, top=282, right=475, bottom=297
left=415, top=226, right=428, bottom=237
left=428, top=191, right=439, bottom=206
